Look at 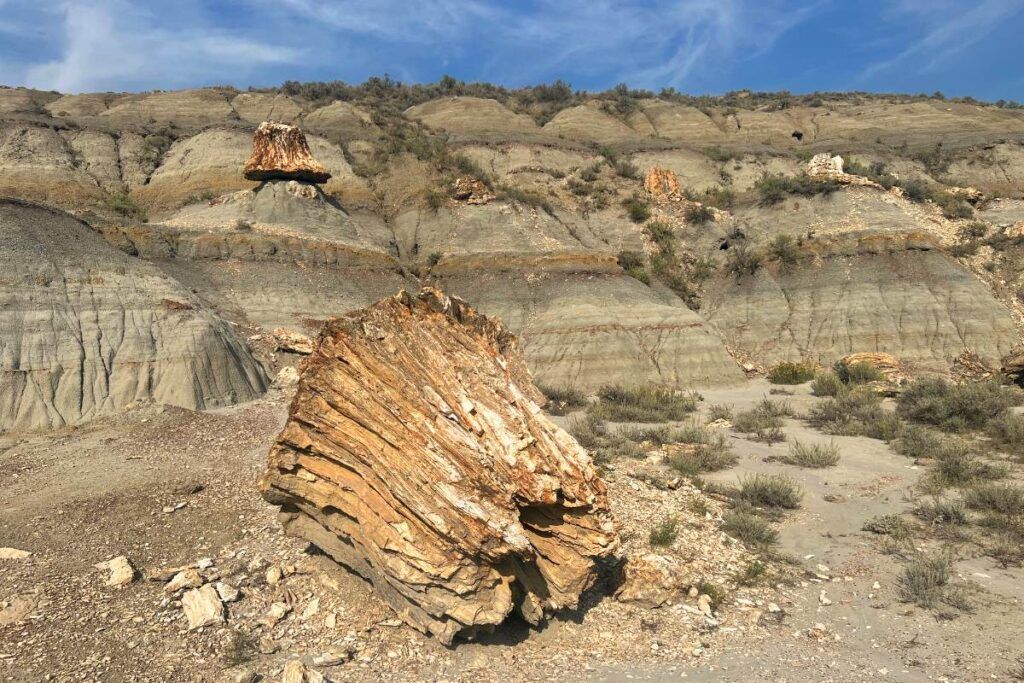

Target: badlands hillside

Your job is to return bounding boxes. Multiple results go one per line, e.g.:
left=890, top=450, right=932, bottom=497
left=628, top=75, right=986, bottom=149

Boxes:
left=3, top=81, right=1024, bottom=683
left=1, top=83, right=1023, bottom=422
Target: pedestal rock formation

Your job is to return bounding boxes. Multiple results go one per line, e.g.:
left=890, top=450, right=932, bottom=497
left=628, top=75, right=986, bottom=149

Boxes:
left=243, top=121, right=331, bottom=183
left=259, top=288, right=619, bottom=644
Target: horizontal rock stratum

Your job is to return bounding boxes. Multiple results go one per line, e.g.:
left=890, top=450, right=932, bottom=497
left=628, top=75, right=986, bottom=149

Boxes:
left=0, top=198, right=268, bottom=432
left=243, top=121, right=331, bottom=184
left=259, top=288, right=620, bottom=644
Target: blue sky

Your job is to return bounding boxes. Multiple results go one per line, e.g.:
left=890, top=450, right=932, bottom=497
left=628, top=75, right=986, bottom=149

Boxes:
left=1, top=0, right=1023, bottom=100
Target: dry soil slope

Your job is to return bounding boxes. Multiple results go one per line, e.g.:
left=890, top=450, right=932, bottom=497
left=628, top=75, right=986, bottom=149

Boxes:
left=107, top=179, right=413, bottom=332
left=701, top=197, right=1019, bottom=370
left=0, top=198, right=268, bottom=433
left=394, top=202, right=745, bottom=389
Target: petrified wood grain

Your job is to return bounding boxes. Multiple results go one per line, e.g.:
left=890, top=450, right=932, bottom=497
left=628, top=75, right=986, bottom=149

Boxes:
left=243, top=121, right=331, bottom=183
left=259, top=288, right=619, bottom=644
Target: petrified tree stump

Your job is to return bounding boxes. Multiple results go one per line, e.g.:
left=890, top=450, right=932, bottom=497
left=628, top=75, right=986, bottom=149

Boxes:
left=243, top=121, right=331, bottom=183
left=259, top=288, right=619, bottom=644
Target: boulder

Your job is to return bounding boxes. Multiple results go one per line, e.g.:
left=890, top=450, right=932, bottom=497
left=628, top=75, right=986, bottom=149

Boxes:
left=615, top=554, right=689, bottom=608
left=1003, top=347, right=1024, bottom=384
left=644, top=167, right=682, bottom=199
left=273, top=327, right=314, bottom=355
left=451, top=176, right=494, bottom=205
left=182, top=584, right=225, bottom=630
left=806, top=153, right=880, bottom=188
left=94, top=556, right=136, bottom=587
left=260, top=288, right=619, bottom=644
left=243, top=122, right=331, bottom=184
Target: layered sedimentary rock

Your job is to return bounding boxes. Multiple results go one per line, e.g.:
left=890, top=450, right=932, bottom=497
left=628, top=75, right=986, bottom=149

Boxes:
left=702, top=232, right=1018, bottom=370
left=260, top=288, right=619, bottom=644
left=244, top=122, right=331, bottom=183
left=0, top=198, right=268, bottom=432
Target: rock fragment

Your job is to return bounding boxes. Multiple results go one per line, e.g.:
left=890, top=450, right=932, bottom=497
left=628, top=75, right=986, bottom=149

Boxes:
left=281, top=660, right=325, bottom=683
left=165, top=568, right=204, bottom=593
left=215, top=582, right=240, bottom=603
left=615, top=554, right=688, bottom=608
left=182, top=584, right=225, bottom=630
left=94, top=556, right=136, bottom=587
left=259, top=288, right=619, bottom=644
left=273, top=328, right=314, bottom=355
left=0, top=548, right=32, bottom=560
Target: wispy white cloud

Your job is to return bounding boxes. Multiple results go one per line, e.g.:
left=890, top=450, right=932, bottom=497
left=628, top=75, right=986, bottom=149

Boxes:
left=5, top=0, right=1021, bottom=97
left=20, top=1, right=302, bottom=93
left=860, top=0, right=1024, bottom=81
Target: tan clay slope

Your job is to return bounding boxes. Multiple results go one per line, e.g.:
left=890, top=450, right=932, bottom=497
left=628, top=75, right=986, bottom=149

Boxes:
left=101, top=178, right=412, bottom=332
left=0, top=198, right=268, bottom=433
left=701, top=231, right=1018, bottom=370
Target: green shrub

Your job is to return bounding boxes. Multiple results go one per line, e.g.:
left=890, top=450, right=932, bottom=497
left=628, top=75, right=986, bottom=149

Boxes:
left=617, top=250, right=645, bottom=269
left=498, top=185, right=554, bottom=215
left=684, top=203, right=715, bottom=225
left=755, top=172, right=840, bottom=206
left=891, top=424, right=955, bottom=460
left=767, top=234, right=800, bottom=266
left=703, top=146, right=738, bottom=163
left=724, top=244, right=762, bottom=279
left=753, top=426, right=787, bottom=444
left=808, top=386, right=900, bottom=439
left=811, top=372, right=845, bottom=397
left=966, top=483, right=1024, bottom=516
left=707, top=404, right=733, bottom=421
left=649, top=517, right=679, bottom=546
left=624, top=198, right=651, bottom=223
left=616, top=424, right=671, bottom=445
left=836, top=361, right=884, bottom=385
left=568, top=414, right=644, bottom=464
left=425, top=189, right=446, bottom=210
left=932, top=192, right=974, bottom=219
left=755, top=173, right=788, bottom=206
left=614, top=160, right=640, bottom=179
left=897, top=378, right=1020, bottom=432
left=667, top=430, right=738, bottom=474
left=930, top=448, right=1008, bottom=488
left=915, top=498, right=968, bottom=525
left=698, top=186, right=735, bottom=209
left=737, top=474, right=803, bottom=509
left=588, top=385, right=699, bottom=422
left=104, top=192, right=147, bottom=221
left=537, top=384, right=587, bottom=416
left=898, top=553, right=951, bottom=608
left=645, top=220, right=675, bottom=252
left=863, top=514, right=910, bottom=537
left=733, top=399, right=791, bottom=434
left=781, top=440, right=840, bottom=468
left=695, top=579, right=728, bottom=611
left=987, top=410, right=1024, bottom=454
left=722, top=511, right=778, bottom=548
left=767, top=361, right=816, bottom=385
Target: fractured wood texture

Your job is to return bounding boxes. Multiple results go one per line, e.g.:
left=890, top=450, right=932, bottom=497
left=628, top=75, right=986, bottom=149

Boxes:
left=259, top=288, right=619, bottom=644
left=243, top=121, right=331, bottom=183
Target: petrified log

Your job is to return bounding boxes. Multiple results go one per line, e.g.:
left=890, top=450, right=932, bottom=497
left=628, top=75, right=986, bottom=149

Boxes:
left=243, top=121, right=331, bottom=183
left=259, top=288, right=619, bottom=644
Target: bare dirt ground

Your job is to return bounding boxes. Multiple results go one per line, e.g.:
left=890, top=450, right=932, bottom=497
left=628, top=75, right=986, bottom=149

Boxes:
left=2, top=381, right=1023, bottom=682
